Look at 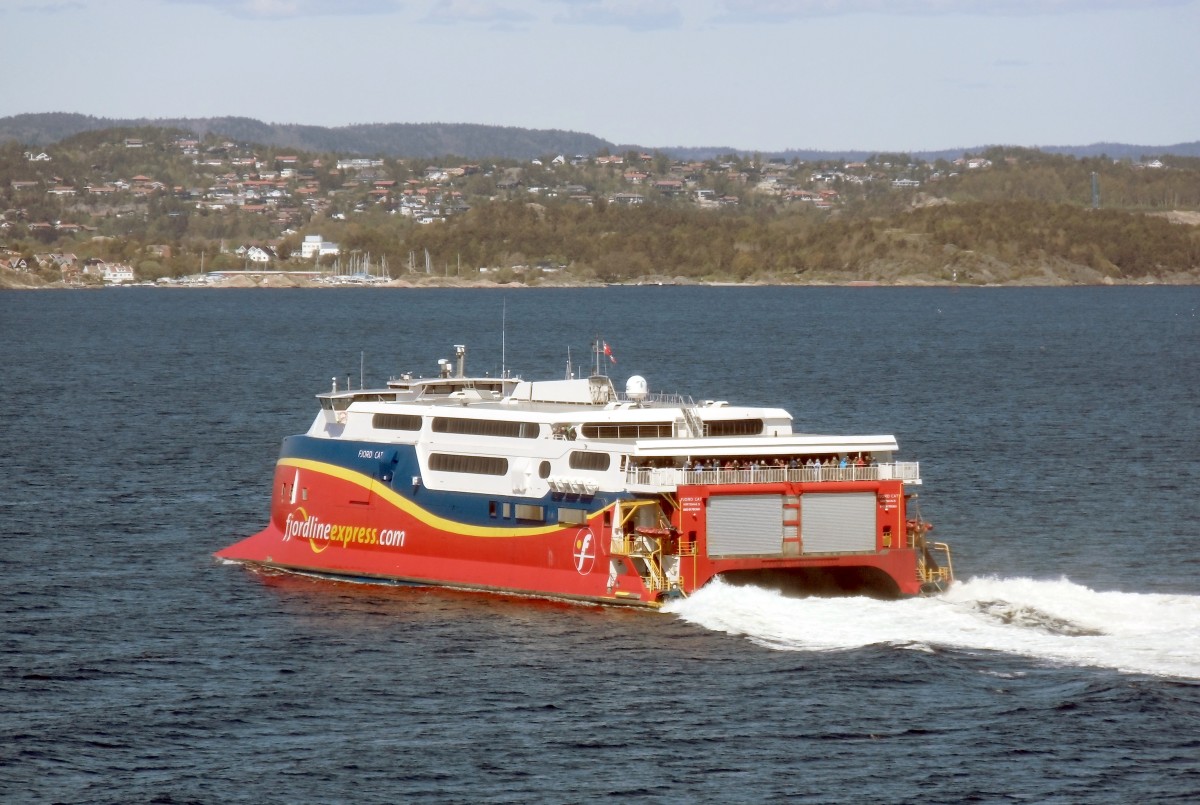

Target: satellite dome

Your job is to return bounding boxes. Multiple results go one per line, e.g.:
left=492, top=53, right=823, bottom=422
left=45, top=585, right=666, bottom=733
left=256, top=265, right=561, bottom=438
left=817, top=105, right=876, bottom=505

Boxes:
left=625, top=375, right=648, bottom=401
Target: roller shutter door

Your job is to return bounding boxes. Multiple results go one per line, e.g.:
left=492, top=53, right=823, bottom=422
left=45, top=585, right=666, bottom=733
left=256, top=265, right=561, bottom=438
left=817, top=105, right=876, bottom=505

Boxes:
left=801, top=493, right=876, bottom=554
left=707, top=495, right=782, bottom=557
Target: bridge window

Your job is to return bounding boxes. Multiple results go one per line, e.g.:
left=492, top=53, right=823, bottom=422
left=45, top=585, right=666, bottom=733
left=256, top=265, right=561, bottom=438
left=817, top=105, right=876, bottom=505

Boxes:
left=706, top=418, right=764, bottom=437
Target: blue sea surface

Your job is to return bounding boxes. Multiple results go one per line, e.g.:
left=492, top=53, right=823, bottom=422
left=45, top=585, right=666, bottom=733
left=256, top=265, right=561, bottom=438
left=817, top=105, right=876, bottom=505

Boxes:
left=1, top=286, right=1198, bottom=803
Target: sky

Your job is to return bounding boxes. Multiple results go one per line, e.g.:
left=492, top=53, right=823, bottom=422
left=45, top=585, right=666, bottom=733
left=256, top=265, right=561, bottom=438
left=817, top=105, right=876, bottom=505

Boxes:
left=2, top=0, right=1197, bottom=153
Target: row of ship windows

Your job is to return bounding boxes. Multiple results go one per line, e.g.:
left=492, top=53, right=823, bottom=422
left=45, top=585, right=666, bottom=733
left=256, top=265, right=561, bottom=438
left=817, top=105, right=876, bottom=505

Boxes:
left=373, top=413, right=764, bottom=439
left=428, top=451, right=611, bottom=477
left=488, top=502, right=594, bottom=525
left=374, top=414, right=538, bottom=438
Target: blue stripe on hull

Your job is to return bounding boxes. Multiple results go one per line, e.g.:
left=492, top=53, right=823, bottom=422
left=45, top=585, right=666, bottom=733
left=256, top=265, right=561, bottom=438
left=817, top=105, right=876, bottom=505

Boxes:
left=279, top=434, right=626, bottom=527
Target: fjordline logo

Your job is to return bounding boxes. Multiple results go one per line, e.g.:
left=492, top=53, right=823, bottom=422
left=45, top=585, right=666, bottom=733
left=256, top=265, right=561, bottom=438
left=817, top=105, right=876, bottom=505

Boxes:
left=283, top=507, right=406, bottom=553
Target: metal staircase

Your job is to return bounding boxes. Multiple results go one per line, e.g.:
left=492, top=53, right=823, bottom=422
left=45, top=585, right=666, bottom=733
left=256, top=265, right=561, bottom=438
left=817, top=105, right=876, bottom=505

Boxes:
left=610, top=500, right=681, bottom=598
left=681, top=404, right=706, bottom=438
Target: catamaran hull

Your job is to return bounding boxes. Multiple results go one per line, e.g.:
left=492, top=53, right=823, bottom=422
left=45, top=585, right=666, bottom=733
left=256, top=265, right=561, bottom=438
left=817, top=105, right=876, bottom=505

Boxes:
left=217, top=452, right=941, bottom=608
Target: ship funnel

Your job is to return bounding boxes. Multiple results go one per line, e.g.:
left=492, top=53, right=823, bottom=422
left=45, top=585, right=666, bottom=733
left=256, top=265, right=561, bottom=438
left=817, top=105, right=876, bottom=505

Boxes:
left=455, top=344, right=467, bottom=377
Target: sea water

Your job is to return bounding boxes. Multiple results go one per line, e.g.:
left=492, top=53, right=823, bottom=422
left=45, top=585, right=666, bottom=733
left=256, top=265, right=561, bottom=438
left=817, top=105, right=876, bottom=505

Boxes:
left=1, top=285, right=1197, bottom=803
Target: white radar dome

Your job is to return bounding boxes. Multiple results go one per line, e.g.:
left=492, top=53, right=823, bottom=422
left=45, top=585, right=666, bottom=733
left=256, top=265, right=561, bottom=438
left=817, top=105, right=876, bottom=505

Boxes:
left=625, top=375, right=648, bottom=401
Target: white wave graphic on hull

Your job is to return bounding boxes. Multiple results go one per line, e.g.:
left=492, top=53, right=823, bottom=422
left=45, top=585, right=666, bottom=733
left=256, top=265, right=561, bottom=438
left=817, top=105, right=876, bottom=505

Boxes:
left=663, top=576, right=1200, bottom=680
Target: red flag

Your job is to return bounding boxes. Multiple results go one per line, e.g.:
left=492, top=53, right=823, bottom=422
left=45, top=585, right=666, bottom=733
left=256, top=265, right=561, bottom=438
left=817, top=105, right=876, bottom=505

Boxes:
left=603, top=341, right=616, bottom=364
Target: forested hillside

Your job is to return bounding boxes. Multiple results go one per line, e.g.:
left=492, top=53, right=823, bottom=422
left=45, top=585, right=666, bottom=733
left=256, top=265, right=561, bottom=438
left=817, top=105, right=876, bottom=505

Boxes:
left=1, top=126, right=1197, bottom=287
left=0, top=114, right=612, bottom=160
left=4, top=112, right=1198, bottom=162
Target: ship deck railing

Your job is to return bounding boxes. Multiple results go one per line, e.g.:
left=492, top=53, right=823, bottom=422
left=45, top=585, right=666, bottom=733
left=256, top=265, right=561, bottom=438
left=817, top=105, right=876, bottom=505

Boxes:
left=624, top=462, right=920, bottom=490
left=614, top=391, right=693, bottom=407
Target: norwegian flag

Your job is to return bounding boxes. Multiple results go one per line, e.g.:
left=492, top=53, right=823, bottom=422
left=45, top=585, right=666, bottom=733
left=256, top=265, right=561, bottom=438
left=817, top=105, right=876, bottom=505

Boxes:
left=602, top=341, right=616, bottom=364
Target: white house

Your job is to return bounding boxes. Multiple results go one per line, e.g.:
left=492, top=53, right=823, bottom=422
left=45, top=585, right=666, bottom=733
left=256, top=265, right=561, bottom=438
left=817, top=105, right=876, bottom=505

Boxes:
left=246, top=246, right=275, bottom=263
left=103, top=264, right=135, bottom=284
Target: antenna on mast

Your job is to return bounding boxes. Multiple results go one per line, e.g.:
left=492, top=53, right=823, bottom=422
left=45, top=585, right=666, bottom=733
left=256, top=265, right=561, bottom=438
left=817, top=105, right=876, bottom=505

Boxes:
left=501, top=298, right=507, bottom=378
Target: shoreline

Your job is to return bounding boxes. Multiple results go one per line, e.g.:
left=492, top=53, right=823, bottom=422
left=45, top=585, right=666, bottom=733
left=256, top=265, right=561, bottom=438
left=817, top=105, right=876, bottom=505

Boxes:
left=4, top=261, right=1199, bottom=291
left=3, top=276, right=1196, bottom=290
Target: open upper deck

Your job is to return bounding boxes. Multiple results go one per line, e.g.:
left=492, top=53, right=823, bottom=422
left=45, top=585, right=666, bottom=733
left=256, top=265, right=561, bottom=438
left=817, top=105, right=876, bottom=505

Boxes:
left=620, top=461, right=922, bottom=493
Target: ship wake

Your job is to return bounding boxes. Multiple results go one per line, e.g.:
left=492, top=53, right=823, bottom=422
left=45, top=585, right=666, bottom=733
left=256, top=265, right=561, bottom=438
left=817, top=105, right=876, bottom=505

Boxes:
left=663, top=575, right=1200, bottom=680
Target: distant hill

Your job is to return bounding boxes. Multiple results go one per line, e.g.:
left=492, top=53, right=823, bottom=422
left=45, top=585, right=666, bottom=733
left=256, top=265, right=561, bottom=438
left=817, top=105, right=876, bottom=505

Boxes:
left=1, top=112, right=1197, bottom=162
left=662, top=142, right=1200, bottom=162
left=1039, top=141, right=1200, bottom=159
left=0, top=113, right=615, bottom=160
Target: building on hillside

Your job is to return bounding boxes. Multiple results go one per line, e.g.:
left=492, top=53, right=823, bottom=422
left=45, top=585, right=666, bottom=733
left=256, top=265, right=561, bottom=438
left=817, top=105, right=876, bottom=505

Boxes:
left=300, top=234, right=339, bottom=259
left=104, top=264, right=135, bottom=284
left=82, top=259, right=135, bottom=284
left=246, top=246, right=276, bottom=263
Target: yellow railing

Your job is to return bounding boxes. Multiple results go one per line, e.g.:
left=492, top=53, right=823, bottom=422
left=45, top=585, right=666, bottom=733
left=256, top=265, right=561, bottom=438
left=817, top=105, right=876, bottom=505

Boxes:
left=611, top=499, right=693, bottom=598
left=919, top=542, right=954, bottom=589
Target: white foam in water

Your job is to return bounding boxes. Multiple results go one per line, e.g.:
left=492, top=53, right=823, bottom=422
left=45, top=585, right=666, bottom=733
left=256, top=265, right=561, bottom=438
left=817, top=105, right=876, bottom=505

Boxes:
left=663, top=576, right=1200, bottom=679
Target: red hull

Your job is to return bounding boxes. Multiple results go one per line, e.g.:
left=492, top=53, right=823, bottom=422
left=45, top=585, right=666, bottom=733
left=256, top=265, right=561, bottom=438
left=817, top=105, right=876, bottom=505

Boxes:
left=218, top=460, right=939, bottom=607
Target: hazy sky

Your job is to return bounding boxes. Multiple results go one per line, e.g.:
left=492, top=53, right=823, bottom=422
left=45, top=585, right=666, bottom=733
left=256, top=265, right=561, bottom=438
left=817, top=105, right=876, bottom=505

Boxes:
left=3, top=0, right=1196, bottom=152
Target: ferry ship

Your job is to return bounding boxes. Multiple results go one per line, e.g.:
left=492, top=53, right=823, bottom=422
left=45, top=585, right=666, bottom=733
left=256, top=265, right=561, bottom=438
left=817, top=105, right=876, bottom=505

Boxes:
left=217, top=343, right=953, bottom=607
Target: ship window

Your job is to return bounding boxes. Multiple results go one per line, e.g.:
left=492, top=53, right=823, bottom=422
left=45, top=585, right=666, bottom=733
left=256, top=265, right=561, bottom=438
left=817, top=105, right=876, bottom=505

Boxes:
left=373, top=413, right=423, bottom=431
left=539, top=461, right=552, bottom=479
left=352, top=393, right=392, bottom=404
left=706, top=418, right=764, bottom=437
left=579, top=422, right=674, bottom=439
left=558, top=508, right=587, bottom=525
left=489, top=501, right=498, bottom=518
left=429, top=453, right=509, bottom=476
left=432, top=417, right=540, bottom=439
left=514, top=504, right=544, bottom=522
left=568, top=451, right=611, bottom=471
